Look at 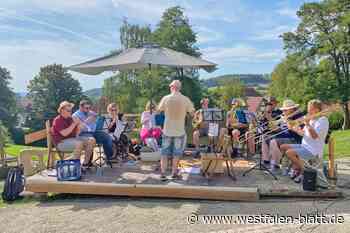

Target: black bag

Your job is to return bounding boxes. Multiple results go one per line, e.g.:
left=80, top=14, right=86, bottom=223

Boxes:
left=2, top=166, right=25, bottom=202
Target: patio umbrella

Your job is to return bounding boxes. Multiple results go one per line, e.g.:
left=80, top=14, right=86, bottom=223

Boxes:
left=68, top=43, right=217, bottom=113
left=68, top=43, right=217, bottom=75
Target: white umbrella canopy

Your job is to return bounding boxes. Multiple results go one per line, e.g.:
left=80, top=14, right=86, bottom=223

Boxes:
left=68, top=44, right=217, bottom=75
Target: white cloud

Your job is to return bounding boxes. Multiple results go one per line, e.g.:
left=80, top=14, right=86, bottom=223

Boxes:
left=0, top=40, right=110, bottom=92
left=111, top=0, right=241, bottom=24
left=195, top=26, right=224, bottom=44
left=277, top=7, right=298, bottom=19
left=201, top=44, right=284, bottom=64
left=251, top=25, right=296, bottom=41
left=1, top=0, right=101, bottom=12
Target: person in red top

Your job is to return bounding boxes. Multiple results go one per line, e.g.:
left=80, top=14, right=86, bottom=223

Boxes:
left=52, top=101, right=96, bottom=167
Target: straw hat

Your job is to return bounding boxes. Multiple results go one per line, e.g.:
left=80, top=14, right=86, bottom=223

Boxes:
left=57, top=101, right=74, bottom=113
left=280, top=99, right=299, bottom=111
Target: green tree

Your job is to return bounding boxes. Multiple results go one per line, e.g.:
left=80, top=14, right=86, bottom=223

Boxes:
left=0, top=66, right=17, bottom=131
left=269, top=54, right=316, bottom=108
left=120, top=18, right=152, bottom=49
left=153, top=6, right=203, bottom=107
left=282, top=0, right=350, bottom=129
left=26, top=64, right=85, bottom=130
left=0, top=120, right=10, bottom=162
left=212, top=79, right=245, bottom=111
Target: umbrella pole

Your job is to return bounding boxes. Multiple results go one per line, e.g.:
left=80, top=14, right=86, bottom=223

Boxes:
left=148, top=63, right=153, bottom=115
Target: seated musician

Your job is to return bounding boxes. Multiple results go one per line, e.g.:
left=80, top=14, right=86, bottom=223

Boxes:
left=280, top=99, right=329, bottom=183
left=192, top=98, right=209, bottom=151
left=52, top=101, right=96, bottom=169
left=263, top=99, right=304, bottom=174
left=140, top=101, right=162, bottom=151
left=260, top=96, right=283, bottom=164
left=219, top=98, right=253, bottom=156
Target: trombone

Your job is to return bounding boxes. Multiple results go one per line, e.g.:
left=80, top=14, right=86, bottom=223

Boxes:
left=250, top=108, right=331, bottom=145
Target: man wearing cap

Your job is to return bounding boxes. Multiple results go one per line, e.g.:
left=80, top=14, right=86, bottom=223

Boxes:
left=192, top=98, right=210, bottom=152
left=262, top=99, right=305, bottom=174
left=51, top=101, right=96, bottom=168
left=73, top=100, right=114, bottom=166
left=157, top=80, right=195, bottom=181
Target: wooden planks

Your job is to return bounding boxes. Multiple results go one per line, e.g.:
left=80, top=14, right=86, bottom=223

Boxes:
left=25, top=175, right=259, bottom=201
left=260, top=189, right=343, bottom=198
left=24, top=129, right=47, bottom=145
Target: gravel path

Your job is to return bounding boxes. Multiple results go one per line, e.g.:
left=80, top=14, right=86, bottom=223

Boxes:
left=1, top=196, right=350, bottom=233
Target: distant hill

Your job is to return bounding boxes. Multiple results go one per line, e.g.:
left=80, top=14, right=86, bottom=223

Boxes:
left=84, top=88, right=102, bottom=99
left=203, top=74, right=271, bottom=88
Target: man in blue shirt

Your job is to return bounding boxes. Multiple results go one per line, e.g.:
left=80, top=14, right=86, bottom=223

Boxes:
left=73, top=100, right=113, bottom=166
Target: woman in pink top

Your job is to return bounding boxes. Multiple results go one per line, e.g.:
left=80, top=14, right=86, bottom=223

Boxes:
left=140, top=101, right=162, bottom=144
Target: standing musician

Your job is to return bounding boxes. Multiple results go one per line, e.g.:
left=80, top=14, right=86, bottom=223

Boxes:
left=192, top=98, right=210, bottom=152
left=280, top=99, right=329, bottom=183
left=260, top=96, right=283, bottom=165
left=263, top=99, right=305, bottom=174
left=218, top=98, right=254, bottom=156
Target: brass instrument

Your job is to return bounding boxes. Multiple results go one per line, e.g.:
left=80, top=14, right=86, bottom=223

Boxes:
left=247, top=108, right=331, bottom=145
left=192, top=109, right=203, bottom=130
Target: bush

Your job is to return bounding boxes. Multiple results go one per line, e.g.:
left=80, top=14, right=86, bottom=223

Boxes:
left=328, top=111, right=344, bottom=130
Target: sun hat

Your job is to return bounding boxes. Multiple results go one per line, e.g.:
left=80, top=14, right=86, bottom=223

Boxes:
left=57, top=101, right=74, bottom=113
left=280, top=99, right=299, bottom=111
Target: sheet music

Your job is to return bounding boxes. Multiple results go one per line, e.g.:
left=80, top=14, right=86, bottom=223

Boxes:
left=208, top=122, right=219, bottom=137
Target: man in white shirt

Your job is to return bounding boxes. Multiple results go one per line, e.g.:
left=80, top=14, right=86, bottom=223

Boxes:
left=281, top=99, right=329, bottom=183
left=157, top=80, right=195, bottom=181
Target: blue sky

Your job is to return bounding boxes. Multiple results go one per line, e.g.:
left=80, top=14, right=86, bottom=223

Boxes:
left=0, top=0, right=311, bottom=92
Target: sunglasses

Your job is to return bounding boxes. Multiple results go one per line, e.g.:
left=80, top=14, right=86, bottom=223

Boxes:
left=64, top=108, right=72, bottom=113
left=111, top=108, right=117, bottom=112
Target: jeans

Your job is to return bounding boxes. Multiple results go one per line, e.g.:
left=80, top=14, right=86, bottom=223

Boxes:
left=80, top=130, right=113, bottom=161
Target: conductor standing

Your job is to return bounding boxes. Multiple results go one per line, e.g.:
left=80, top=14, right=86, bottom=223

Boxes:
left=157, top=80, right=195, bottom=181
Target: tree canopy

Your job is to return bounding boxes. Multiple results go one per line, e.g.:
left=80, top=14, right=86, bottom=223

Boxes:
left=270, top=0, right=350, bottom=128
left=0, top=66, right=17, bottom=131
left=26, top=64, right=86, bottom=130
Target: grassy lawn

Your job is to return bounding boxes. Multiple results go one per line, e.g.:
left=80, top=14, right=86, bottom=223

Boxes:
left=324, top=129, right=350, bottom=158
left=4, top=144, right=44, bottom=158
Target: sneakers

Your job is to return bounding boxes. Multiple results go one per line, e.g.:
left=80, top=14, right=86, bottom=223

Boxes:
left=160, top=174, right=168, bottom=182
left=294, top=174, right=303, bottom=183
left=282, top=168, right=289, bottom=176
left=171, top=173, right=182, bottom=180
left=267, top=167, right=277, bottom=175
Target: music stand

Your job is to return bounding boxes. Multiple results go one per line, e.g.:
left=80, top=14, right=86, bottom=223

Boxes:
left=242, top=130, right=278, bottom=180
left=202, top=108, right=224, bottom=151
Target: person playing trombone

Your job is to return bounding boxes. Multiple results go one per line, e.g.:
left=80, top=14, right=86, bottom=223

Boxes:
left=280, top=99, right=329, bottom=183
left=263, top=99, right=305, bottom=174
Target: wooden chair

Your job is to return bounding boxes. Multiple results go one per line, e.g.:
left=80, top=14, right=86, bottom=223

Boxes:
left=25, top=120, right=74, bottom=169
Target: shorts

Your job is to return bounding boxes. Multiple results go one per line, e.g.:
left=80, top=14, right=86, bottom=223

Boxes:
left=161, top=135, right=186, bottom=157
left=288, top=144, right=315, bottom=161
left=228, top=128, right=247, bottom=137
left=197, top=127, right=208, bottom=137
left=274, top=137, right=297, bottom=146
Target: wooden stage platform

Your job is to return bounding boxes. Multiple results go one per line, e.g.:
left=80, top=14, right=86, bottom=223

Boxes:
left=25, top=159, right=343, bottom=201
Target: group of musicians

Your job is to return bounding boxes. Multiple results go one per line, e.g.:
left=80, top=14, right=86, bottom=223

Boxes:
left=52, top=76, right=329, bottom=183
left=192, top=96, right=329, bottom=183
